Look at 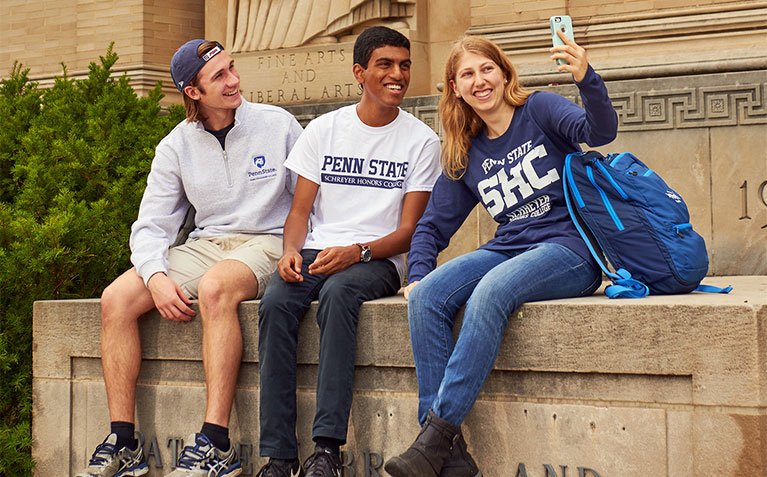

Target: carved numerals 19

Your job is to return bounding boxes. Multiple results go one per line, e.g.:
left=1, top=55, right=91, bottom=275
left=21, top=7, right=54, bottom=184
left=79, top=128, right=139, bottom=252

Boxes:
left=739, top=180, right=767, bottom=229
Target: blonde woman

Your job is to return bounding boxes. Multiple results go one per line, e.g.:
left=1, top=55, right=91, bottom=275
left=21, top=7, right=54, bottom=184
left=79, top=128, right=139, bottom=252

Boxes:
left=385, top=31, right=618, bottom=477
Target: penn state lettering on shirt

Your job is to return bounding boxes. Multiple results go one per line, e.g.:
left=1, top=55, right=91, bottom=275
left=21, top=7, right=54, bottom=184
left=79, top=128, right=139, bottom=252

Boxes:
left=476, top=143, right=561, bottom=218
left=320, top=154, right=409, bottom=190
left=481, top=140, right=533, bottom=174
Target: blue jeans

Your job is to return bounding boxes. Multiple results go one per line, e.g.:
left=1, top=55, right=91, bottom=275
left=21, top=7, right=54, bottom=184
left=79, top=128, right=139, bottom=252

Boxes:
left=408, top=243, right=601, bottom=426
left=258, top=249, right=400, bottom=459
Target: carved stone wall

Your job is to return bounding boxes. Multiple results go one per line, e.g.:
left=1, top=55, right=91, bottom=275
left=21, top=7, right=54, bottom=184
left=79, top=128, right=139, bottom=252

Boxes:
left=552, top=81, right=767, bottom=132
left=227, top=0, right=414, bottom=52
left=550, top=73, right=767, bottom=276
left=468, top=3, right=767, bottom=88
left=5, top=1, right=764, bottom=108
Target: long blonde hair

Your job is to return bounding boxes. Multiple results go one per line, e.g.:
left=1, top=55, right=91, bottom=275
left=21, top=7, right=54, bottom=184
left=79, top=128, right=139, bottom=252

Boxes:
left=439, top=37, right=532, bottom=179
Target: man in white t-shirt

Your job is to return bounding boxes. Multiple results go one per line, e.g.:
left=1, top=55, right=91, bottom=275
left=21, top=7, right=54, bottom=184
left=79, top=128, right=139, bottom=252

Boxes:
left=255, top=26, right=441, bottom=477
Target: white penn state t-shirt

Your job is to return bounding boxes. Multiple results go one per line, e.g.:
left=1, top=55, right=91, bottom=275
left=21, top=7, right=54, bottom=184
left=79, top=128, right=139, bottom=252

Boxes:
left=285, top=104, right=441, bottom=280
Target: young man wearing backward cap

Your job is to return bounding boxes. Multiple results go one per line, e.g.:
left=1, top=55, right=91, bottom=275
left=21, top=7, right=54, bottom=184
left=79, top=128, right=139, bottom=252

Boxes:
left=77, top=39, right=303, bottom=477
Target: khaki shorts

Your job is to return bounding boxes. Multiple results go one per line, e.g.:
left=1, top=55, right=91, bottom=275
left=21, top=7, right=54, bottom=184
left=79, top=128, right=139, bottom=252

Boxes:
left=167, top=234, right=282, bottom=299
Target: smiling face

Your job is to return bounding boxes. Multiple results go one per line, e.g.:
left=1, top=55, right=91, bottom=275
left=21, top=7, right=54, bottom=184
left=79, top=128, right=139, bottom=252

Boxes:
left=183, top=50, right=241, bottom=125
left=354, top=45, right=411, bottom=117
left=450, top=50, right=510, bottom=120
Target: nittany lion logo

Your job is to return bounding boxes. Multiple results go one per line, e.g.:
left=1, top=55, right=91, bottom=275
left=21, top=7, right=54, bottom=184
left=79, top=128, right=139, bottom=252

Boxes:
left=254, top=156, right=266, bottom=168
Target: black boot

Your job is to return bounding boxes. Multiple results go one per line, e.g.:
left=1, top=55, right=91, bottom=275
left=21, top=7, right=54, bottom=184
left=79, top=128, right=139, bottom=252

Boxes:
left=439, top=434, right=481, bottom=477
left=385, top=410, right=460, bottom=477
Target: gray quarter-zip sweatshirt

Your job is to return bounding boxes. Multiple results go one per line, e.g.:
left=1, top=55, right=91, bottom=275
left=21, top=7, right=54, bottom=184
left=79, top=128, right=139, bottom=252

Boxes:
left=130, top=98, right=303, bottom=284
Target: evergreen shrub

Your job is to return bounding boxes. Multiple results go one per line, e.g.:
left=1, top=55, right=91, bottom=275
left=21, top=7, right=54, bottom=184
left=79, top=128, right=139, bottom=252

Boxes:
left=0, top=44, right=185, bottom=474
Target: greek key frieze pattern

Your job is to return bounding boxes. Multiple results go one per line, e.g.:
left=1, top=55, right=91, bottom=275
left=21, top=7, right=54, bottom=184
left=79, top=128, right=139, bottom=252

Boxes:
left=610, top=83, right=767, bottom=131
left=408, top=83, right=767, bottom=134
left=289, top=105, right=441, bottom=137
left=401, top=104, right=441, bottom=136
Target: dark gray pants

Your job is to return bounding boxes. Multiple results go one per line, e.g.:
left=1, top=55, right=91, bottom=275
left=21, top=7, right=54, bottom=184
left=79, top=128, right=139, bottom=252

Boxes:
left=258, top=249, right=400, bottom=459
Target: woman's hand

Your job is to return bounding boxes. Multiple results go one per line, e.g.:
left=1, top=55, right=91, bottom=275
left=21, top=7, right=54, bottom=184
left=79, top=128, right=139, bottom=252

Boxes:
left=403, top=280, right=420, bottom=301
left=550, top=28, right=588, bottom=82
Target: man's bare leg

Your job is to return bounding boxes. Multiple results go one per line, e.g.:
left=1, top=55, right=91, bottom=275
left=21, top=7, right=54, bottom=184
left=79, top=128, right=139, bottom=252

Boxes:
left=197, top=259, right=258, bottom=427
left=100, top=269, right=156, bottom=424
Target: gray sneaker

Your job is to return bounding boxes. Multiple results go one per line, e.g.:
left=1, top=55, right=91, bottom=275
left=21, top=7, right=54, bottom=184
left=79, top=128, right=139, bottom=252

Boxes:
left=76, top=433, right=148, bottom=477
left=165, top=433, right=242, bottom=476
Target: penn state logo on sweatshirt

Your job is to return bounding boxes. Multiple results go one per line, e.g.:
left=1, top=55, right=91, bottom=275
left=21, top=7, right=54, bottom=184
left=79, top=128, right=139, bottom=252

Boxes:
left=320, top=154, right=408, bottom=190
left=476, top=141, right=561, bottom=222
left=248, top=155, right=277, bottom=181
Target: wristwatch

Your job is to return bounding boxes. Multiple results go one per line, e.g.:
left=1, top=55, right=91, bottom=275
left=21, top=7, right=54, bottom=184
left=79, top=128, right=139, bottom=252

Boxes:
left=356, top=243, right=372, bottom=263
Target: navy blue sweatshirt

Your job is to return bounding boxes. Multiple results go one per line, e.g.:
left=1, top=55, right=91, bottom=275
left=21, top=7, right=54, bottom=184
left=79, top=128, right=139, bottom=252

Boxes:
left=407, top=66, right=618, bottom=283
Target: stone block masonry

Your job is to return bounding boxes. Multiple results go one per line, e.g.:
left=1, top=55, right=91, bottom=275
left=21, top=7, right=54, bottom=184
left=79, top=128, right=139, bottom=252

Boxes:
left=32, top=276, right=766, bottom=476
left=0, top=0, right=204, bottom=105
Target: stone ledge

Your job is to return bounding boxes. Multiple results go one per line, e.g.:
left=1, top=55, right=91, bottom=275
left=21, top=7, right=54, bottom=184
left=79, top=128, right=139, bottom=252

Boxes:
left=32, top=276, right=767, bottom=476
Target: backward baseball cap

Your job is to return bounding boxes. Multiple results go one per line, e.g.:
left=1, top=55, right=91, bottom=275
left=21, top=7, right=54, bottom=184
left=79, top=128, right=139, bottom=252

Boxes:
left=170, top=39, right=224, bottom=92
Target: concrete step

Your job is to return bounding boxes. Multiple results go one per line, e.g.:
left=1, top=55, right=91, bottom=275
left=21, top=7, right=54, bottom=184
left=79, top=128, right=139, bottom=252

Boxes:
left=32, top=275, right=766, bottom=477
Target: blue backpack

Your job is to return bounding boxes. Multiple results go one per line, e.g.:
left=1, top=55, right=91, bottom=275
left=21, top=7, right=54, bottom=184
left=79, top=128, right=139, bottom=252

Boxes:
left=563, top=151, right=732, bottom=298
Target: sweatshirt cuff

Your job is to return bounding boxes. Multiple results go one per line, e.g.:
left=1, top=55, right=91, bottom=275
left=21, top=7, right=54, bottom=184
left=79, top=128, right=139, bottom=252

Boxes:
left=406, top=269, right=428, bottom=284
left=136, top=259, right=168, bottom=287
left=575, top=64, right=598, bottom=87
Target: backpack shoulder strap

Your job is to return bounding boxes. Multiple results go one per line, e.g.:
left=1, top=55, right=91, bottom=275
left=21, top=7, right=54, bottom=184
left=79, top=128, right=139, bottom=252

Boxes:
left=605, top=268, right=650, bottom=298
left=563, top=153, right=612, bottom=277
left=564, top=152, right=650, bottom=299
left=693, top=284, right=733, bottom=294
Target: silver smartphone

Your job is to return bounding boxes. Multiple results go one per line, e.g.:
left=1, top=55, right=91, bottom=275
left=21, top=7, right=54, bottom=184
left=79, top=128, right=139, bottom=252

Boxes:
left=550, top=15, right=574, bottom=66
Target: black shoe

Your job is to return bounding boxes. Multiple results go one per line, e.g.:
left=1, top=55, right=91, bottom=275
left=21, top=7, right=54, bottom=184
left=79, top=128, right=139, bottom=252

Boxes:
left=256, top=458, right=303, bottom=477
left=439, top=434, right=481, bottom=477
left=384, top=409, right=461, bottom=477
left=303, top=447, right=341, bottom=477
